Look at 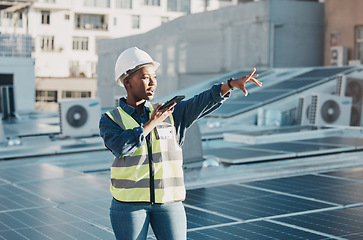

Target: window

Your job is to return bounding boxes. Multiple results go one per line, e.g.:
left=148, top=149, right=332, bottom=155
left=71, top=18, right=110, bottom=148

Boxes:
left=62, top=91, right=91, bottom=99
left=1, top=12, right=12, bottom=27
left=41, top=11, right=50, bottom=24
left=84, top=0, right=110, bottom=8
left=36, top=90, right=58, bottom=102
left=355, top=26, right=363, bottom=62
left=75, top=14, right=107, bottom=30
left=132, top=15, right=140, bottom=29
left=143, top=0, right=160, bottom=6
left=72, top=37, right=89, bottom=51
left=65, top=14, right=70, bottom=20
left=114, top=17, right=117, bottom=26
left=167, top=0, right=190, bottom=13
left=115, top=0, right=132, bottom=8
left=17, top=12, right=23, bottom=28
left=43, top=0, right=56, bottom=3
left=40, top=36, right=54, bottom=51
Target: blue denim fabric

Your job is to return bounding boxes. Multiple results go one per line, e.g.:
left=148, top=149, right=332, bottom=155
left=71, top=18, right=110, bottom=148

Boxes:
left=110, top=199, right=186, bottom=240
left=99, top=83, right=229, bottom=158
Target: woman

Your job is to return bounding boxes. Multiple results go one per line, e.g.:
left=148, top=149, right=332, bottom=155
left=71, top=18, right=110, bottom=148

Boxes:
left=99, top=47, right=261, bottom=240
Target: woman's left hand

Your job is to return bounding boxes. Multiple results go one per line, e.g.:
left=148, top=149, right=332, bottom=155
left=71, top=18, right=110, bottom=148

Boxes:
left=231, top=68, right=262, bottom=96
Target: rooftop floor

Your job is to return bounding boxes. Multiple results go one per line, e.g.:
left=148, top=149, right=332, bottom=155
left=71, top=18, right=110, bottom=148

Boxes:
left=1, top=146, right=363, bottom=239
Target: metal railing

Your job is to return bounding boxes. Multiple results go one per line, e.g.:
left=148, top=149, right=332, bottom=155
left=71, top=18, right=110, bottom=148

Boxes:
left=0, top=34, right=32, bottom=58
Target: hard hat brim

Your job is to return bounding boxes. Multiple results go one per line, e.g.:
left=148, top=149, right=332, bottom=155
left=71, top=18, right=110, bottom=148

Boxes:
left=116, top=61, right=160, bottom=87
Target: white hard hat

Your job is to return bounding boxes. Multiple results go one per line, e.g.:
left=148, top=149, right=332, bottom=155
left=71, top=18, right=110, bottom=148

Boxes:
left=115, top=47, right=160, bottom=86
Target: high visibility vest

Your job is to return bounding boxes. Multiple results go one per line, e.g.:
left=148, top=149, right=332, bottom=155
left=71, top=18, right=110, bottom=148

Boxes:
left=105, top=102, right=185, bottom=204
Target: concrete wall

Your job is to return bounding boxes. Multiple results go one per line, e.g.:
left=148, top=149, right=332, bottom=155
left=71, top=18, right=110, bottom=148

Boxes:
left=324, top=0, right=363, bottom=65
left=270, top=0, right=324, bottom=67
left=0, top=57, right=35, bottom=112
left=97, top=0, right=324, bottom=108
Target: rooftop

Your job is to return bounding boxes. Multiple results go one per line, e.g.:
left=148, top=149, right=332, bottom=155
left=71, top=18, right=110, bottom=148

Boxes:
left=1, top=65, right=363, bottom=239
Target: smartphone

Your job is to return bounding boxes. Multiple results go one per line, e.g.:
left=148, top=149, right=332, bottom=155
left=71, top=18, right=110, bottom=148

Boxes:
left=159, top=95, right=185, bottom=110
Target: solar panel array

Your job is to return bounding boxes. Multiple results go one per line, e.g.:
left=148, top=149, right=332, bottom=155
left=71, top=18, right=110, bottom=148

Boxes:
left=204, top=136, right=363, bottom=164
left=209, top=67, right=352, bottom=118
left=0, top=163, right=114, bottom=240
left=1, top=162, right=363, bottom=239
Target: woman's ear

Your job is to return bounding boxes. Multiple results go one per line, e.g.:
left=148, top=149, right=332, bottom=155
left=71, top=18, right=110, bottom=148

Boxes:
left=124, top=78, right=131, bottom=88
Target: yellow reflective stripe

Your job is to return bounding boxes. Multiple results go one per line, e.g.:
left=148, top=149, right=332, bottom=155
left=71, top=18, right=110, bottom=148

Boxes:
left=112, top=185, right=185, bottom=203
left=169, top=113, right=174, bottom=126
left=111, top=160, right=183, bottom=181
left=111, top=186, right=185, bottom=203
left=131, top=144, right=147, bottom=157
left=105, top=111, right=115, bottom=122
left=111, top=165, right=150, bottom=181
left=154, top=161, right=183, bottom=180
left=111, top=177, right=184, bottom=189
left=155, top=186, right=186, bottom=203
left=111, top=185, right=150, bottom=202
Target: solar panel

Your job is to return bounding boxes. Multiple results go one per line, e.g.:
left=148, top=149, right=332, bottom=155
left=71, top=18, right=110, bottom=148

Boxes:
left=0, top=207, right=114, bottom=240
left=244, top=174, right=363, bottom=205
left=264, top=78, right=319, bottom=90
left=275, top=206, right=363, bottom=239
left=187, top=220, right=328, bottom=240
left=322, top=167, right=363, bottom=181
left=244, top=174, right=357, bottom=194
left=0, top=163, right=81, bottom=184
left=185, top=184, right=274, bottom=207
left=297, top=137, right=363, bottom=150
left=203, top=147, right=295, bottom=163
left=207, top=66, right=353, bottom=118
left=232, top=90, right=288, bottom=103
left=296, top=182, right=363, bottom=205
left=295, top=67, right=352, bottom=78
left=245, top=141, right=345, bottom=157
left=209, top=90, right=288, bottom=117
left=208, top=102, right=259, bottom=118
left=17, top=175, right=110, bottom=204
left=185, top=184, right=333, bottom=221
left=185, top=206, right=237, bottom=229
left=0, top=184, right=54, bottom=211
left=59, top=199, right=112, bottom=229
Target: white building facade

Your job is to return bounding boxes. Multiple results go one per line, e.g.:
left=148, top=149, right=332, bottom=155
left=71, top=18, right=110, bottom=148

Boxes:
left=0, top=0, right=189, bottom=111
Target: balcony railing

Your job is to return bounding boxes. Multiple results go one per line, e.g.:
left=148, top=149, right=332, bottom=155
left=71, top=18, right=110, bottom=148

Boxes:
left=0, top=34, right=32, bottom=58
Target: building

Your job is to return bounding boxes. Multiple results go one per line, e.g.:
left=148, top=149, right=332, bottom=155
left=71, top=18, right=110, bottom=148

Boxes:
left=0, top=34, right=35, bottom=118
left=97, top=0, right=324, bottom=108
left=324, top=0, right=363, bottom=66
left=0, top=0, right=189, bottom=111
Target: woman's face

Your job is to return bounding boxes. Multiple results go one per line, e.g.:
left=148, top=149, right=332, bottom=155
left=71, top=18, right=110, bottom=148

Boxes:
left=126, top=65, right=157, bottom=101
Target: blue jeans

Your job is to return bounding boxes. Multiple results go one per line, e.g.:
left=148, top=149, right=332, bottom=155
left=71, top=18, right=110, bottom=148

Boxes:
left=110, top=198, right=186, bottom=240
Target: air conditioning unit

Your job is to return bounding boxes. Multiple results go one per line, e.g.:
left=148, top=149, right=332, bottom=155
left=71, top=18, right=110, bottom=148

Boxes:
left=309, top=93, right=352, bottom=126
left=335, top=76, right=363, bottom=126
left=59, top=98, right=101, bottom=138
left=330, top=46, right=348, bottom=66
left=296, top=95, right=312, bottom=125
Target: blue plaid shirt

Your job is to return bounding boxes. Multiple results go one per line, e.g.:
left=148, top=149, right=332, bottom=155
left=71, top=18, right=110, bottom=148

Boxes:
left=99, top=84, right=229, bottom=158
